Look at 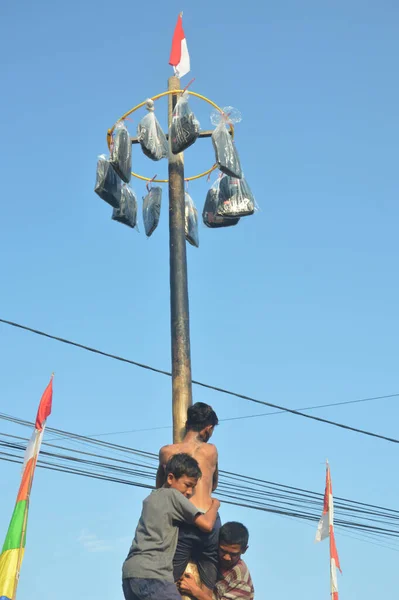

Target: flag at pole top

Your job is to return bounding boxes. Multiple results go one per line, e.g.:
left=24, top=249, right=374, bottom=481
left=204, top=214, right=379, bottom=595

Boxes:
left=169, top=13, right=190, bottom=79
left=35, top=374, right=53, bottom=431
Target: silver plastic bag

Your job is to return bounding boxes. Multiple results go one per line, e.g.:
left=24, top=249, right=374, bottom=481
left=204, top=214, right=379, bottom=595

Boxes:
left=171, top=92, right=200, bottom=154
left=185, top=192, right=199, bottom=247
left=94, top=154, right=121, bottom=209
left=202, top=179, right=240, bottom=229
left=112, top=185, right=138, bottom=229
left=217, top=175, right=255, bottom=218
left=110, top=120, right=132, bottom=183
left=212, top=121, right=242, bottom=179
left=137, top=99, right=168, bottom=161
left=143, top=186, right=162, bottom=237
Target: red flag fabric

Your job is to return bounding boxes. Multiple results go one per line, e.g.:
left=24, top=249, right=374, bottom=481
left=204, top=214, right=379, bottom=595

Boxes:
left=169, top=14, right=190, bottom=78
left=35, top=376, right=53, bottom=430
left=315, top=462, right=342, bottom=600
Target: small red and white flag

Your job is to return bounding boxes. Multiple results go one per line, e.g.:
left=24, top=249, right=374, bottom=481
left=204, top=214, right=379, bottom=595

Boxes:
left=169, top=13, right=190, bottom=79
left=315, top=462, right=342, bottom=600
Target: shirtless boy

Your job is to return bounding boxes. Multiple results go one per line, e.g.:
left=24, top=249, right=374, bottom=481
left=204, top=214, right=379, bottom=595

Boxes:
left=156, top=402, right=220, bottom=595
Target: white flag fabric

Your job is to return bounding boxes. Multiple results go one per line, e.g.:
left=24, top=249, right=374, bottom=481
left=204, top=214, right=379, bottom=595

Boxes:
left=315, top=463, right=342, bottom=600
left=169, top=14, right=190, bottom=78
left=315, top=511, right=329, bottom=542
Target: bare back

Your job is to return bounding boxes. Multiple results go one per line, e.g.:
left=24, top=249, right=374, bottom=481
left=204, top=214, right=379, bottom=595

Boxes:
left=157, top=437, right=218, bottom=512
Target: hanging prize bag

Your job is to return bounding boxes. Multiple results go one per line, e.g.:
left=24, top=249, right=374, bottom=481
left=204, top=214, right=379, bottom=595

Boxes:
left=112, top=185, right=138, bottom=229
left=171, top=91, right=200, bottom=154
left=110, top=120, right=132, bottom=183
left=217, top=174, right=256, bottom=218
left=185, top=191, right=199, bottom=247
left=94, top=154, right=121, bottom=208
left=137, top=99, right=168, bottom=161
left=143, top=182, right=162, bottom=237
left=211, top=107, right=243, bottom=179
left=202, top=177, right=240, bottom=228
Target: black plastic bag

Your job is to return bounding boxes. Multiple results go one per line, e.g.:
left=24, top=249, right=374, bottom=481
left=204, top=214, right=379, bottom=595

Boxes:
left=185, top=192, right=199, bottom=247
left=137, top=99, right=168, bottom=161
left=171, top=92, right=200, bottom=154
left=202, top=180, right=240, bottom=229
left=94, top=155, right=121, bottom=209
left=143, top=186, right=162, bottom=237
left=217, top=175, right=255, bottom=218
left=211, top=121, right=243, bottom=179
left=112, top=185, right=138, bottom=229
left=110, top=121, right=132, bottom=183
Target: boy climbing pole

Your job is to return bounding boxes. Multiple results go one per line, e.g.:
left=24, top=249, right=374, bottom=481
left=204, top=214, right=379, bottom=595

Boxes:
left=122, top=453, right=220, bottom=600
left=156, top=402, right=220, bottom=596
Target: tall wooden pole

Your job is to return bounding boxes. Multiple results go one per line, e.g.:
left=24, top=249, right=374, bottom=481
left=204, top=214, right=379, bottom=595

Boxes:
left=168, top=75, right=199, bottom=599
left=168, top=76, right=193, bottom=443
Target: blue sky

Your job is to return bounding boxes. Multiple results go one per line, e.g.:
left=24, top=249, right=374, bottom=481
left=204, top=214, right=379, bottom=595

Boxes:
left=1, top=0, right=399, bottom=598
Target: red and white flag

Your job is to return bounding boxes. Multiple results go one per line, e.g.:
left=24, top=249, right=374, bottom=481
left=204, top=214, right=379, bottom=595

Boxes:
left=315, top=462, right=342, bottom=600
left=169, top=13, right=190, bottom=79
left=22, top=375, right=53, bottom=472
left=0, top=375, right=53, bottom=600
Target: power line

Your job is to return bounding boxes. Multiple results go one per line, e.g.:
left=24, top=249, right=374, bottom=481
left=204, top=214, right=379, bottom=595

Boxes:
left=1, top=317, right=399, bottom=445
left=221, top=393, right=399, bottom=423
left=1, top=415, right=399, bottom=544
left=1, top=437, right=399, bottom=543
left=4, top=405, right=399, bottom=524
left=81, top=394, right=399, bottom=439
left=0, top=318, right=172, bottom=377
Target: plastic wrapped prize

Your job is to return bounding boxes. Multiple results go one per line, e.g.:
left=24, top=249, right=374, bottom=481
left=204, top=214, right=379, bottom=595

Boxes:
left=212, top=120, right=243, bottom=179
left=185, top=192, right=199, bottom=247
left=171, top=92, right=200, bottom=154
left=143, top=186, right=162, bottom=237
left=202, top=179, right=240, bottom=228
left=94, top=154, right=122, bottom=209
left=112, top=185, right=138, bottom=229
left=217, top=174, right=255, bottom=218
left=137, top=99, right=168, bottom=161
left=110, top=120, right=132, bottom=183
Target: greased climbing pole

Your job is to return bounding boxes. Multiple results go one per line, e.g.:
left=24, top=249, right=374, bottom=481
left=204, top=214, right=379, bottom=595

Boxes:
left=107, top=82, right=234, bottom=442
left=107, top=80, right=235, bottom=600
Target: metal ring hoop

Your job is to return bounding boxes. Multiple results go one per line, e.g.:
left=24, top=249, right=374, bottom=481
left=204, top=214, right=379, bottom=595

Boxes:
left=106, top=90, right=234, bottom=184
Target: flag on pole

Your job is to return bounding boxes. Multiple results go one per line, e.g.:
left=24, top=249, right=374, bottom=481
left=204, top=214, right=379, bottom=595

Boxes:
left=315, top=462, right=342, bottom=600
left=169, top=13, right=190, bottom=78
left=0, top=376, right=53, bottom=600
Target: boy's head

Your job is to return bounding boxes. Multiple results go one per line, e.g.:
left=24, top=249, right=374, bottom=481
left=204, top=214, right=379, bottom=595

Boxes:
left=185, top=402, right=219, bottom=442
left=165, top=453, right=202, bottom=499
left=218, top=522, right=249, bottom=570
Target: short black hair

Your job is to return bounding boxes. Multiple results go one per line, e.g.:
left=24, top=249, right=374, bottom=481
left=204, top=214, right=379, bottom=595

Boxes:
left=186, top=402, right=219, bottom=432
left=219, top=522, right=249, bottom=549
left=165, top=453, right=202, bottom=480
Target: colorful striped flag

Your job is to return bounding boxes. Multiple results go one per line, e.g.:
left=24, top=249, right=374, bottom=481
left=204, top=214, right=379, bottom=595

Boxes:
left=0, top=376, right=53, bottom=600
left=315, top=461, right=342, bottom=600
left=169, top=13, right=190, bottom=78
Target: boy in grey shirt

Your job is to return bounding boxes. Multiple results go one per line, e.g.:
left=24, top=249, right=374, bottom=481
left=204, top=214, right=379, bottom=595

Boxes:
left=123, top=453, right=220, bottom=600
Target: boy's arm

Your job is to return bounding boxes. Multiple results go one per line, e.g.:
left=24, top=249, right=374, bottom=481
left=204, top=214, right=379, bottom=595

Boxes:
left=178, top=574, right=211, bottom=600
left=156, top=464, right=165, bottom=488
left=212, top=462, right=219, bottom=492
left=155, top=447, right=168, bottom=488
left=208, top=445, right=218, bottom=492
left=193, top=498, right=220, bottom=533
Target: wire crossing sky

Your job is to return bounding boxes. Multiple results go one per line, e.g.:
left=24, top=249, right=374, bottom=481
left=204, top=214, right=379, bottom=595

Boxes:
left=1, top=318, right=399, bottom=444
left=1, top=423, right=399, bottom=545
left=1, top=2, right=399, bottom=600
